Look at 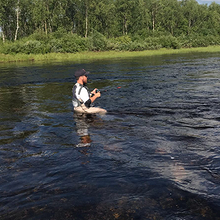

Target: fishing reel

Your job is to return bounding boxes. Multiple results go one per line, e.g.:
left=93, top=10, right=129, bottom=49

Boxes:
left=90, top=89, right=100, bottom=97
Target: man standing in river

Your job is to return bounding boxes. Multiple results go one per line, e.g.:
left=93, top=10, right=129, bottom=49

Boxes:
left=72, top=69, right=107, bottom=114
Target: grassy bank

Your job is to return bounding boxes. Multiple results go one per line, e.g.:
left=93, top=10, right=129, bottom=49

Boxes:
left=1, top=46, right=220, bottom=64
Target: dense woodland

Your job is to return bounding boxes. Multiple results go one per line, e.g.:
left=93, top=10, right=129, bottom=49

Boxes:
left=1, top=0, right=220, bottom=54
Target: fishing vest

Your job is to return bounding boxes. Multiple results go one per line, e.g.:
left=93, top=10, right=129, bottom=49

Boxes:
left=72, top=83, right=84, bottom=107
left=72, top=83, right=90, bottom=107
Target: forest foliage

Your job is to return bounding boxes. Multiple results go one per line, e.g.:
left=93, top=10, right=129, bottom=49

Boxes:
left=1, top=0, right=220, bottom=54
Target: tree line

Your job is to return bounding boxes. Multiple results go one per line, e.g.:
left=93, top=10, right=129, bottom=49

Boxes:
left=1, top=0, right=220, bottom=54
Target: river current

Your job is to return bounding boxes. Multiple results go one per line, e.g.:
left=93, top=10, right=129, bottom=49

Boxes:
left=0, top=52, right=220, bottom=219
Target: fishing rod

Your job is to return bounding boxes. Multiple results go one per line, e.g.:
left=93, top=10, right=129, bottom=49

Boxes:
left=90, top=87, right=121, bottom=96
left=96, top=87, right=121, bottom=93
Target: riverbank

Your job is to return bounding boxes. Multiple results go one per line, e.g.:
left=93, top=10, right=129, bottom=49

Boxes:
left=0, top=46, right=220, bottom=64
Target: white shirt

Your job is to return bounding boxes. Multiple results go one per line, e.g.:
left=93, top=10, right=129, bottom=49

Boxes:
left=72, top=83, right=90, bottom=107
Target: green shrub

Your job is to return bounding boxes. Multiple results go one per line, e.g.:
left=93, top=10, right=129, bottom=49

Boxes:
left=107, top=36, right=163, bottom=51
left=2, top=31, right=220, bottom=55
left=3, top=41, right=22, bottom=54
left=178, top=35, right=220, bottom=48
left=88, top=30, right=108, bottom=51
left=28, top=30, right=51, bottom=42
left=60, top=34, right=88, bottom=53
left=177, top=35, right=192, bottom=48
left=158, top=35, right=181, bottom=49
left=144, top=37, right=162, bottom=50
left=129, top=41, right=147, bottom=51
left=22, top=40, right=44, bottom=54
left=189, top=35, right=208, bottom=47
left=52, top=28, right=68, bottom=39
left=111, top=35, right=132, bottom=44
left=1, top=33, right=89, bottom=54
left=49, top=38, right=64, bottom=53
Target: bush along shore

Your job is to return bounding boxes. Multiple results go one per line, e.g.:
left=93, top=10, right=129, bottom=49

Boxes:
left=0, top=31, right=220, bottom=63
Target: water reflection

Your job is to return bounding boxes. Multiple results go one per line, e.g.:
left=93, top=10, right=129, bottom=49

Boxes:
left=73, top=113, right=106, bottom=160
left=74, top=113, right=92, bottom=148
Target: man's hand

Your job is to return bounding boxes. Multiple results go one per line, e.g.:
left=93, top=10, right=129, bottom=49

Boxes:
left=90, top=88, right=101, bottom=102
left=95, top=90, right=101, bottom=98
left=91, top=88, right=100, bottom=93
left=91, top=88, right=101, bottom=97
left=91, top=88, right=97, bottom=94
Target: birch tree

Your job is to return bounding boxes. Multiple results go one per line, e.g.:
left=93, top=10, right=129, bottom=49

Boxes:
left=14, top=0, right=20, bottom=41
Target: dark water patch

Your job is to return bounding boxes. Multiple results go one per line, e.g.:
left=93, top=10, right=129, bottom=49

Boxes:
left=0, top=177, right=219, bottom=220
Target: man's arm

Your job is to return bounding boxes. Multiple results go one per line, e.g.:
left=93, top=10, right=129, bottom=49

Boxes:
left=90, top=91, right=101, bottom=103
left=84, top=88, right=101, bottom=108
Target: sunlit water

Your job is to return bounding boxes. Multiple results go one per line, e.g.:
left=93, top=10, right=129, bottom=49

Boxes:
left=1, top=53, right=220, bottom=219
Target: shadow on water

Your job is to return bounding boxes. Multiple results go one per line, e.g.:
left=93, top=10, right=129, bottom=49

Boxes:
left=1, top=53, right=220, bottom=219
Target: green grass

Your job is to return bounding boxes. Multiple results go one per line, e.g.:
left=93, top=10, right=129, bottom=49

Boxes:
left=0, top=46, right=220, bottom=64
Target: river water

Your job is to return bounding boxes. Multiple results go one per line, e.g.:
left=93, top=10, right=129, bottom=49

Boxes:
left=1, top=52, right=220, bottom=219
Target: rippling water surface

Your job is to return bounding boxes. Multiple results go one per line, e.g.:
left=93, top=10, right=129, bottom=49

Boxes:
left=1, top=53, right=220, bottom=219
